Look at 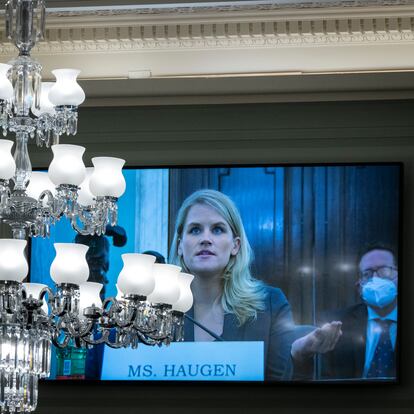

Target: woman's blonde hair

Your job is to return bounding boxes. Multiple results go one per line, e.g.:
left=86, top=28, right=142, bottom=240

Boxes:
left=169, top=189, right=266, bottom=326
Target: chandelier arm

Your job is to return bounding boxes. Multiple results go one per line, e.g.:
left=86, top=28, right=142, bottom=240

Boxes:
left=37, top=285, right=55, bottom=318
left=80, top=327, right=110, bottom=346
left=133, top=324, right=156, bottom=335
left=102, top=296, right=120, bottom=312
left=70, top=208, right=97, bottom=236
left=51, top=330, right=71, bottom=349
left=103, top=328, right=131, bottom=349
left=145, top=331, right=169, bottom=342
left=51, top=314, right=85, bottom=348
left=38, top=190, right=56, bottom=212
left=102, top=297, right=135, bottom=328
left=39, top=285, right=54, bottom=302
left=110, top=313, right=134, bottom=329
left=51, top=301, right=69, bottom=318
left=70, top=200, right=118, bottom=237
left=104, top=340, right=126, bottom=350
left=65, top=316, right=94, bottom=339
left=132, top=315, right=157, bottom=334
left=135, top=330, right=159, bottom=346
left=113, top=305, right=136, bottom=329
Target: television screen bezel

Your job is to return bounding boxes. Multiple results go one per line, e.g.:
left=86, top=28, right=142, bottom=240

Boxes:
left=30, top=160, right=403, bottom=387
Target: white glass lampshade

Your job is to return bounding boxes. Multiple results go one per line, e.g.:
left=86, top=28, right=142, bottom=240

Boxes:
left=147, top=264, right=181, bottom=305
left=79, top=282, right=103, bottom=315
left=89, top=157, right=126, bottom=198
left=0, top=63, right=13, bottom=100
left=115, top=284, right=125, bottom=301
left=48, top=69, right=85, bottom=106
left=172, top=273, right=194, bottom=313
left=23, top=283, right=49, bottom=314
left=48, top=144, right=86, bottom=186
left=117, top=253, right=156, bottom=296
left=31, top=82, right=56, bottom=117
left=0, top=239, right=28, bottom=282
left=77, top=167, right=96, bottom=206
left=50, top=243, right=89, bottom=285
left=0, top=139, right=16, bottom=180
left=26, top=172, right=55, bottom=202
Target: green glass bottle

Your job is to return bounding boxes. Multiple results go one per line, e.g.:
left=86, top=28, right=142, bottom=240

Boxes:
left=56, top=345, right=87, bottom=379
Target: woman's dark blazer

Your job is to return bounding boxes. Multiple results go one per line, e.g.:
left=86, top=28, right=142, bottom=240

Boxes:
left=184, top=286, right=296, bottom=380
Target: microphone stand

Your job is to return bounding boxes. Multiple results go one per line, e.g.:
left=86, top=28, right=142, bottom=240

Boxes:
left=184, top=313, right=224, bottom=341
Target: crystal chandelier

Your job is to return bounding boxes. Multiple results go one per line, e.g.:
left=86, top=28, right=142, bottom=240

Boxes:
left=0, top=0, right=124, bottom=240
left=0, top=1, right=195, bottom=413
left=0, top=239, right=194, bottom=413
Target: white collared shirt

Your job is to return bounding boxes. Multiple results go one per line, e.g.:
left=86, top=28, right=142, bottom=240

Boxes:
left=362, top=305, right=397, bottom=378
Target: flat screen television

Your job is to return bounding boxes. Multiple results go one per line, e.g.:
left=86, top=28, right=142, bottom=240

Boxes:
left=29, top=163, right=401, bottom=383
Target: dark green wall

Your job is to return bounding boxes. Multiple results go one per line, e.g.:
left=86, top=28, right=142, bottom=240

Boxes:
left=25, top=100, right=414, bottom=413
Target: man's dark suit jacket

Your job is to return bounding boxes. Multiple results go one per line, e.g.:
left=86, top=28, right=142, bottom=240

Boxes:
left=320, top=303, right=369, bottom=379
left=184, top=286, right=296, bottom=381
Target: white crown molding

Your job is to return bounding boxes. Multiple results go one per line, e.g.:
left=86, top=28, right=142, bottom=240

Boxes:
left=1, top=1, right=414, bottom=101
left=0, top=30, right=407, bottom=57
left=44, top=0, right=414, bottom=17
left=41, top=2, right=414, bottom=25
left=0, top=3, right=410, bottom=54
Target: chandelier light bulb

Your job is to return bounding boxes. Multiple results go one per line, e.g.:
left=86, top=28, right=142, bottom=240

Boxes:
left=77, top=167, right=96, bottom=206
left=23, top=283, right=49, bottom=314
left=89, top=157, right=126, bottom=198
left=147, top=264, right=181, bottom=305
left=50, top=243, right=89, bottom=285
left=172, top=272, right=194, bottom=313
left=0, top=63, right=13, bottom=100
left=48, top=144, right=86, bottom=186
left=26, top=171, right=55, bottom=201
left=31, top=82, right=56, bottom=117
left=117, top=253, right=156, bottom=296
left=79, top=282, right=103, bottom=316
left=0, top=139, right=16, bottom=180
left=0, top=239, right=28, bottom=282
left=48, top=69, right=85, bottom=106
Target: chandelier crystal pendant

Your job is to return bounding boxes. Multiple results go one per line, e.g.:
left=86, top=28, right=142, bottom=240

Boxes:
left=0, top=0, right=124, bottom=239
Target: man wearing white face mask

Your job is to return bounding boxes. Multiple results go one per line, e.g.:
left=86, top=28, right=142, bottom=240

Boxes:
left=359, top=248, right=397, bottom=378
left=320, top=246, right=398, bottom=380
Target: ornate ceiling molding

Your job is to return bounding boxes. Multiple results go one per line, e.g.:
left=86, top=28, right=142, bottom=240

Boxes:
left=44, top=0, right=414, bottom=17
left=0, top=3, right=411, bottom=55
left=1, top=27, right=410, bottom=56
left=1, top=1, right=413, bottom=102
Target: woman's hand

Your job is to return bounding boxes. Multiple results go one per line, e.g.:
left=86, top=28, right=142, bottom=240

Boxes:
left=291, top=321, right=342, bottom=361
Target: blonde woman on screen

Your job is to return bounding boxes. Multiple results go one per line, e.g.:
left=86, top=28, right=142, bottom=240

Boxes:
left=169, top=189, right=341, bottom=380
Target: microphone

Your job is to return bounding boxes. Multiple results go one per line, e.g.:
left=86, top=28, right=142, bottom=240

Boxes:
left=184, top=313, right=224, bottom=341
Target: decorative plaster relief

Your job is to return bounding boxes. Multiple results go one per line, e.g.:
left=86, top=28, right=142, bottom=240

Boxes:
left=0, top=14, right=413, bottom=55
left=1, top=2, right=413, bottom=82
left=46, top=0, right=414, bottom=16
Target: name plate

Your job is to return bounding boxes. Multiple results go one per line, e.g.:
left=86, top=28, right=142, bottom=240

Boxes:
left=101, top=341, right=264, bottom=381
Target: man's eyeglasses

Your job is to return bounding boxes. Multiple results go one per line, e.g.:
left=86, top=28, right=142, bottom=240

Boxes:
left=360, top=266, right=397, bottom=281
